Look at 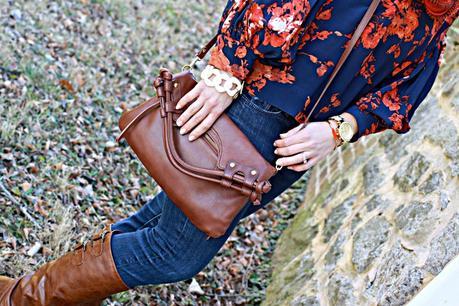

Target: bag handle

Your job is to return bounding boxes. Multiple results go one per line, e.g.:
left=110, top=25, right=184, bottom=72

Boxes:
left=156, top=70, right=271, bottom=204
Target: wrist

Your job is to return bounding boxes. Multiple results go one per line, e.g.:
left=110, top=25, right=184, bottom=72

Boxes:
left=200, top=64, right=244, bottom=99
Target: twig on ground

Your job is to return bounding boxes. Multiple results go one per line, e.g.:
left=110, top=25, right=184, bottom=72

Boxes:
left=242, top=247, right=257, bottom=292
left=0, top=177, right=42, bottom=229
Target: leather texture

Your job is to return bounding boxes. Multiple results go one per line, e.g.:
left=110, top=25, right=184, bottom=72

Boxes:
left=116, top=0, right=381, bottom=238
left=118, top=69, right=277, bottom=238
left=0, top=225, right=128, bottom=306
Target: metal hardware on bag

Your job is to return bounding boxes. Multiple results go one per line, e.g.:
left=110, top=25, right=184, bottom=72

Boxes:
left=276, top=164, right=283, bottom=171
left=182, top=56, right=201, bottom=71
left=251, top=170, right=257, bottom=175
left=229, top=162, right=236, bottom=168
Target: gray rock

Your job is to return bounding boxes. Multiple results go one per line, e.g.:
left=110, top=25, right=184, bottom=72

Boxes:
left=366, top=241, right=425, bottom=306
left=439, top=191, right=450, bottom=211
left=290, top=295, right=320, bottom=306
left=352, top=216, right=391, bottom=272
left=420, top=171, right=444, bottom=194
left=394, top=201, right=433, bottom=240
left=393, top=152, right=430, bottom=192
left=297, top=251, right=315, bottom=281
left=424, top=213, right=459, bottom=275
left=424, top=117, right=459, bottom=161
left=339, top=178, right=349, bottom=191
left=362, top=157, right=384, bottom=196
left=364, top=195, right=388, bottom=212
left=351, top=212, right=362, bottom=232
left=325, top=233, right=346, bottom=270
left=379, top=131, right=411, bottom=163
left=327, top=273, right=355, bottom=306
left=450, top=160, right=459, bottom=177
left=323, top=195, right=356, bottom=242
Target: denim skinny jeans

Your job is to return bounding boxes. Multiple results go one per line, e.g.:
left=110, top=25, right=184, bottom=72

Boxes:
left=110, top=89, right=307, bottom=288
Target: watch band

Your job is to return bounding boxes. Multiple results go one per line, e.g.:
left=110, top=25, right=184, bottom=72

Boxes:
left=327, top=119, right=342, bottom=149
left=329, top=115, right=347, bottom=146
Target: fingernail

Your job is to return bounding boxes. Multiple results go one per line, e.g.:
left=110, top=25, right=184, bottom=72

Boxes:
left=180, top=128, right=186, bottom=135
left=273, top=141, right=277, bottom=147
left=188, top=135, right=195, bottom=141
left=274, top=149, right=278, bottom=154
left=175, top=104, right=181, bottom=109
left=176, top=120, right=182, bottom=126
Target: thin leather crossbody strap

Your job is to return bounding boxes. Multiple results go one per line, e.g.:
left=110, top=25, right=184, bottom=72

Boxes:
left=194, top=0, right=381, bottom=123
left=304, top=0, right=381, bottom=123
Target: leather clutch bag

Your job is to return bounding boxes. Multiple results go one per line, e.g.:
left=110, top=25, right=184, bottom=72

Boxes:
left=117, top=67, right=277, bottom=238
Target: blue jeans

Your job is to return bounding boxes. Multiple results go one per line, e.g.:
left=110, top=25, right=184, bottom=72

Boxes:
left=110, top=89, right=307, bottom=288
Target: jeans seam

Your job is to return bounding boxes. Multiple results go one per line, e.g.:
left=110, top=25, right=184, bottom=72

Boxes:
left=115, top=217, right=190, bottom=268
left=138, top=213, right=163, bottom=230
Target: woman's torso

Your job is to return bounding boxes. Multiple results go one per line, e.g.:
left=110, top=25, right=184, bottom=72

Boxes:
left=242, top=0, right=456, bottom=123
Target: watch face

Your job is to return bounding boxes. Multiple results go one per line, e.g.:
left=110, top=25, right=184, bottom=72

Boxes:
left=339, top=122, right=353, bottom=142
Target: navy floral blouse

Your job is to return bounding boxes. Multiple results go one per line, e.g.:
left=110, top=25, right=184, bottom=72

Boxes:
left=208, top=0, right=458, bottom=142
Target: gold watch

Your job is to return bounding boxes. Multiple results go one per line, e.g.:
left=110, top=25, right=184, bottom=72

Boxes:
left=329, top=115, right=354, bottom=144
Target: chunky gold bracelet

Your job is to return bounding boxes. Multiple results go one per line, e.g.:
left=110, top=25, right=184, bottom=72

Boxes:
left=200, top=64, right=244, bottom=99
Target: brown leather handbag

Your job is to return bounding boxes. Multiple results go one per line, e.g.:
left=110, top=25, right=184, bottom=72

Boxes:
left=116, top=0, right=381, bottom=239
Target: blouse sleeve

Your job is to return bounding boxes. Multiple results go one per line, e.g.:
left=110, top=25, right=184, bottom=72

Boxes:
left=208, top=0, right=313, bottom=80
left=345, top=36, right=446, bottom=143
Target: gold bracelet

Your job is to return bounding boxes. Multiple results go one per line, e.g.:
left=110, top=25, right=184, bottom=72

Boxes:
left=200, top=64, right=244, bottom=99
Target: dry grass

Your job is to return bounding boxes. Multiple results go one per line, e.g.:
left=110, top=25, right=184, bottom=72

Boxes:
left=0, top=1, right=309, bottom=305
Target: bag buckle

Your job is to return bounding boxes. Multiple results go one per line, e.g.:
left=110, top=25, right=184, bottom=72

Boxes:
left=182, top=57, right=201, bottom=71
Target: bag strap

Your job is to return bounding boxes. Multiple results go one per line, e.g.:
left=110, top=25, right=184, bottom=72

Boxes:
left=304, top=0, right=381, bottom=123
left=193, top=0, right=381, bottom=124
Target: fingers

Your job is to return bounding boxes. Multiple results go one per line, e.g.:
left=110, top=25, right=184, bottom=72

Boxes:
left=275, top=151, right=314, bottom=168
left=274, top=131, right=306, bottom=148
left=188, top=112, right=218, bottom=141
left=287, top=157, right=318, bottom=172
left=274, top=142, right=309, bottom=157
left=176, top=81, right=204, bottom=110
left=176, top=95, right=206, bottom=127
left=279, top=123, right=305, bottom=139
left=178, top=101, right=210, bottom=139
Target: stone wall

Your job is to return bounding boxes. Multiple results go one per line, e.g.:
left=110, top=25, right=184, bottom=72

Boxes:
left=263, top=24, right=459, bottom=306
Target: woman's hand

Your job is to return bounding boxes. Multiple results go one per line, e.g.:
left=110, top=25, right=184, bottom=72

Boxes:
left=175, top=80, right=234, bottom=141
left=273, top=121, right=336, bottom=172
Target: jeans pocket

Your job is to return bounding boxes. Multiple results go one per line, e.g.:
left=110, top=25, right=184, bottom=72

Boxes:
left=240, top=92, right=284, bottom=115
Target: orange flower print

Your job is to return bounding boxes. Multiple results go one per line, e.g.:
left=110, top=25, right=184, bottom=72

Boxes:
left=360, top=21, right=385, bottom=49
left=382, top=87, right=402, bottom=112
left=359, top=53, right=376, bottom=84
left=208, top=0, right=455, bottom=142
left=388, top=112, right=406, bottom=131
left=236, top=46, right=248, bottom=58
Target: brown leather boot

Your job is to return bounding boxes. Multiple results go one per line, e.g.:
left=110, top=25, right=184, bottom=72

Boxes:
left=0, top=224, right=129, bottom=306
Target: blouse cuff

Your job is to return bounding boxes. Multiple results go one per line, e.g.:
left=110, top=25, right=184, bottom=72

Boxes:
left=345, top=104, right=382, bottom=143
left=208, top=36, right=257, bottom=81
